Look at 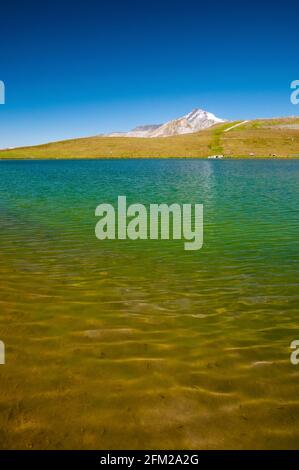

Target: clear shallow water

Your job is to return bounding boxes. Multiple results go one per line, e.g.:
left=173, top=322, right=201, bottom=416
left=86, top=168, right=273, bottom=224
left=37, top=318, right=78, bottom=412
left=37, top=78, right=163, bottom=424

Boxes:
left=0, top=159, right=299, bottom=449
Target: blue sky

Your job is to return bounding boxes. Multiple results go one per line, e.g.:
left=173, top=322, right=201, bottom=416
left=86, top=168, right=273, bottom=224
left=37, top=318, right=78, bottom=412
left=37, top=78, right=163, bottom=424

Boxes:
left=0, top=0, right=298, bottom=148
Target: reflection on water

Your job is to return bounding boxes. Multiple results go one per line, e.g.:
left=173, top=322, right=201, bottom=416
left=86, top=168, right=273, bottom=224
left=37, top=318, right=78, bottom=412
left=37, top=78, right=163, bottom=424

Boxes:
left=0, top=159, right=299, bottom=449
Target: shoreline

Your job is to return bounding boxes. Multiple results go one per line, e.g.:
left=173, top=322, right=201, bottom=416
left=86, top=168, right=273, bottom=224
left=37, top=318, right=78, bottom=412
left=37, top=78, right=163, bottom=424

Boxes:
left=1, top=156, right=299, bottom=161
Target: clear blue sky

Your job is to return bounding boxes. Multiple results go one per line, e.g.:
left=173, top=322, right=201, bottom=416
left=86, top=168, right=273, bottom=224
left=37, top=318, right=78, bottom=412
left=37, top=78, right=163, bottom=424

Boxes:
left=0, top=0, right=298, bottom=148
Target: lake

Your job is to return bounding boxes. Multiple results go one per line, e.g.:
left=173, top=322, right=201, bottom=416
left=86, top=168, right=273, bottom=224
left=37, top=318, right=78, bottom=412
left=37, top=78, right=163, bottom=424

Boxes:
left=0, top=158, right=299, bottom=449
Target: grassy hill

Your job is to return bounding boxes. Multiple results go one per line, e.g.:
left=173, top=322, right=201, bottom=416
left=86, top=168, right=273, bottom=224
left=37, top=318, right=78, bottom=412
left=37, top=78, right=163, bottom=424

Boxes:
left=1, top=118, right=299, bottom=159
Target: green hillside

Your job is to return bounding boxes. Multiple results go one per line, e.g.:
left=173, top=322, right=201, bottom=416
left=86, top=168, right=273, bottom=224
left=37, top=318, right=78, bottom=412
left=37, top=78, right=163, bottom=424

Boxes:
left=1, top=118, right=299, bottom=159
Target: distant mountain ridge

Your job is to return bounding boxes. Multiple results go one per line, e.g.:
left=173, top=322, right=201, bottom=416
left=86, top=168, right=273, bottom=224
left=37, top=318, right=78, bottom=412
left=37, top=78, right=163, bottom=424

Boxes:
left=107, top=108, right=226, bottom=137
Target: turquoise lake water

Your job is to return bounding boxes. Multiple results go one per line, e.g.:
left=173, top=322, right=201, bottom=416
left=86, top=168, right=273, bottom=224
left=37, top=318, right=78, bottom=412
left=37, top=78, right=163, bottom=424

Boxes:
left=0, top=159, right=299, bottom=449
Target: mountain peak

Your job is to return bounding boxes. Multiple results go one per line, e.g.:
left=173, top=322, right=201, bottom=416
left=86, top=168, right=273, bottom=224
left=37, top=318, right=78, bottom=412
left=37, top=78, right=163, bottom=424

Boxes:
left=107, top=107, right=226, bottom=138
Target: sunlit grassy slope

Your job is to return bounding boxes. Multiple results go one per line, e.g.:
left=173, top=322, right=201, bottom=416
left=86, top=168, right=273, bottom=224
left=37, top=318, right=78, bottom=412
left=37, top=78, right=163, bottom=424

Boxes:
left=1, top=118, right=299, bottom=159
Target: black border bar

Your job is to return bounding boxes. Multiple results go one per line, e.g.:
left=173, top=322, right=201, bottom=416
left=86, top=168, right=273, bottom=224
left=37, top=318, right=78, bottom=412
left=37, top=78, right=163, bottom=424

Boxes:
left=0, top=450, right=299, bottom=466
